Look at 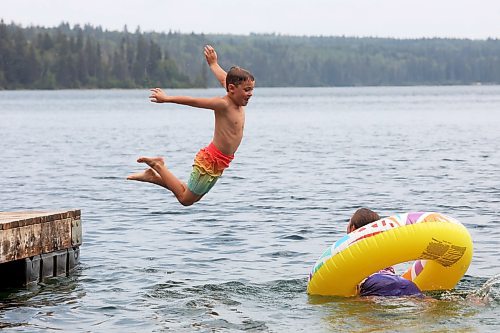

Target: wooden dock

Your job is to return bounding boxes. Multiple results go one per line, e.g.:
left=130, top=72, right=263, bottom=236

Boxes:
left=0, top=209, right=82, bottom=287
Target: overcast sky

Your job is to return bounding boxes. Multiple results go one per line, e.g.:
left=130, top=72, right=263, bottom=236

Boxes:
left=1, top=0, right=499, bottom=39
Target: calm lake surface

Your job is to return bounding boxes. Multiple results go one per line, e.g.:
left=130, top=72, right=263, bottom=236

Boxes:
left=1, top=86, right=499, bottom=332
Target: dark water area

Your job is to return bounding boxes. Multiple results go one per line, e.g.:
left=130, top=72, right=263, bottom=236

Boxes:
left=1, top=86, right=499, bottom=332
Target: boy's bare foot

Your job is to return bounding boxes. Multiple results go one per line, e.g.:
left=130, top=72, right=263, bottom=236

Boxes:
left=127, top=168, right=161, bottom=184
left=137, top=156, right=165, bottom=168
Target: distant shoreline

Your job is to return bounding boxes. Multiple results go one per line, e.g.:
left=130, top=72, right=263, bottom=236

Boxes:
left=1, top=20, right=500, bottom=90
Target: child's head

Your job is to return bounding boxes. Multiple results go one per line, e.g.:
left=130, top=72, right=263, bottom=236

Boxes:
left=347, top=208, right=380, bottom=233
left=226, top=66, right=255, bottom=92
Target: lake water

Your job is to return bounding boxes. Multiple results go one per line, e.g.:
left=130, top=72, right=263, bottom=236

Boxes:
left=0, top=86, right=499, bottom=332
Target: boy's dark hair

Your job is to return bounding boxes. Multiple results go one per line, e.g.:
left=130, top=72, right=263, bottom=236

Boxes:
left=226, top=66, right=254, bottom=91
left=348, top=208, right=380, bottom=231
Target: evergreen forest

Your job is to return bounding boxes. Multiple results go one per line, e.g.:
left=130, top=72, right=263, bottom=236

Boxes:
left=1, top=20, right=500, bottom=89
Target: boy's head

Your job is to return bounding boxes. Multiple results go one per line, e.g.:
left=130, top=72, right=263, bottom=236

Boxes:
left=226, top=66, right=255, bottom=106
left=226, top=66, right=255, bottom=91
left=347, top=208, right=380, bottom=233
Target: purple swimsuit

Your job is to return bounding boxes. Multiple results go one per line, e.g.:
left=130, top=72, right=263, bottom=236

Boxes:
left=359, top=267, right=423, bottom=297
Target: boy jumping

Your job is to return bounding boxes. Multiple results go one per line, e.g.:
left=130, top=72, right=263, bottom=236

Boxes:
left=127, top=45, right=255, bottom=206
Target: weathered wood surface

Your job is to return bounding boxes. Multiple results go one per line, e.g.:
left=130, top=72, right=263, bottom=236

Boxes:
left=0, top=210, right=82, bottom=264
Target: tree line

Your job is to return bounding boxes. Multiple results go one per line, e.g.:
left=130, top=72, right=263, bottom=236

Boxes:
left=1, top=20, right=500, bottom=89
left=0, top=21, right=191, bottom=89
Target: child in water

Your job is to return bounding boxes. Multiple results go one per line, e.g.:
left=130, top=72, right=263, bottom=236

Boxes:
left=348, top=208, right=423, bottom=297
left=127, top=45, right=255, bottom=206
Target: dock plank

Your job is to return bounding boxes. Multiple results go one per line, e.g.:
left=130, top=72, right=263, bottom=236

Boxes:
left=0, top=210, right=80, bottom=230
left=0, top=209, right=81, bottom=264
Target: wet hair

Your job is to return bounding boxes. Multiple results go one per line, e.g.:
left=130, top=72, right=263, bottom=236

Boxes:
left=226, top=66, right=254, bottom=91
left=348, top=208, right=380, bottom=231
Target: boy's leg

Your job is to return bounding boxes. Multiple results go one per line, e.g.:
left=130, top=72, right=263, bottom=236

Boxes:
left=132, top=156, right=202, bottom=206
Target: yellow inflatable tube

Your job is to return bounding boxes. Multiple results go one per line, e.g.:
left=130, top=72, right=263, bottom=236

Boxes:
left=307, top=212, right=473, bottom=297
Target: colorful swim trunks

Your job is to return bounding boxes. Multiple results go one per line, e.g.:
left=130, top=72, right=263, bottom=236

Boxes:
left=187, top=142, right=234, bottom=196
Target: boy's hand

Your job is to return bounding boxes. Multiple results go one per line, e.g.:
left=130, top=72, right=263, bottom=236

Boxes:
left=204, top=45, right=218, bottom=66
left=150, top=88, right=169, bottom=103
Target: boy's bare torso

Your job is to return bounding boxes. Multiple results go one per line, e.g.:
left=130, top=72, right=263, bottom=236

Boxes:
left=213, top=95, right=245, bottom=156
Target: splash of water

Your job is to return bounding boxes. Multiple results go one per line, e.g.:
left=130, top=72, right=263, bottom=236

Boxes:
left=465, top=274, right=500, bottom=305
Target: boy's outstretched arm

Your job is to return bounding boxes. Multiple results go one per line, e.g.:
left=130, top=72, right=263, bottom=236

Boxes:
left=204, top=45, right=227, bottom=89
left=149, top=88, right=227, bottom=111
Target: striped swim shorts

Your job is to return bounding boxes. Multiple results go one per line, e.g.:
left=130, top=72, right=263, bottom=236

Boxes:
left=187, top=142, right=234, bottom=196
